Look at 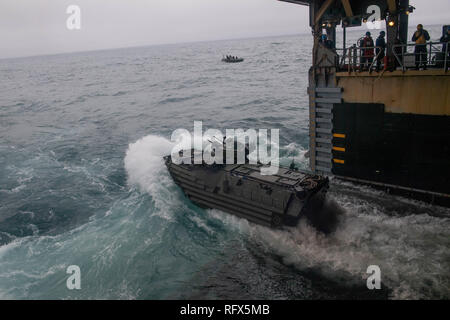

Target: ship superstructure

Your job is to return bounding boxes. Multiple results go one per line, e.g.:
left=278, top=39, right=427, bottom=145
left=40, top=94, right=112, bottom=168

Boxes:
left=280, top=0, right=450, bottom=205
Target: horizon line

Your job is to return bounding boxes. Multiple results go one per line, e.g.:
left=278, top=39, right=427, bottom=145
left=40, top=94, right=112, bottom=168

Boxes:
left=1, top=22, right=445, bottom=61
left=0, top=31, right=310, bottom=61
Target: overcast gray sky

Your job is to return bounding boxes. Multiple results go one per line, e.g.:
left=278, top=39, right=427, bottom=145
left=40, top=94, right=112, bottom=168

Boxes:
left=0, top=0, right=449, bottom=59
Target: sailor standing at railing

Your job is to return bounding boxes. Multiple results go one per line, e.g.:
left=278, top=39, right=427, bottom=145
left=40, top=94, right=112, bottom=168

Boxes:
left=412, top=24, right=430, bottom=70
left=360, top=32, right=374, bottom=71
left=440, top=28, right=450, bottom=56
left=320, top=34, right=334, bottom=50
left=375, top=31, right=386, bottom=71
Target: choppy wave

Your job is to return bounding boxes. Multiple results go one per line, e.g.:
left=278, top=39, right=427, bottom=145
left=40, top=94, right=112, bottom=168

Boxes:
left=0, top=132, right=449, bottom=299
left=208, top=195, right=450, bottom=299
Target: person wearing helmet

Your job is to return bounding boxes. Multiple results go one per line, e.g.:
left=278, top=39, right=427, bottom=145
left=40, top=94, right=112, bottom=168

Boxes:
left=320, top=34, right=334, bottom=50
left=440, top=27, right=450, bottom=59
left=412, top=24, right=430, bottom=70
left=375, top=31, right=386, bottom=71
left=360, top=31, right=375, bottom=70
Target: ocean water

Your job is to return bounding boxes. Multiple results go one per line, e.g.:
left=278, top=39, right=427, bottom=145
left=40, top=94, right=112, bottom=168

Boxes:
left=0, top=32, right=449, bottom=300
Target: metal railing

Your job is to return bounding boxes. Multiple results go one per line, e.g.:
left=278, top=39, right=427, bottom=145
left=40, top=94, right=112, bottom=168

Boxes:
left=330, top=41, right=449, bottom=72
left=392, top=41, right=449, bottom=71
left=336, top=45, right=383, bottom=72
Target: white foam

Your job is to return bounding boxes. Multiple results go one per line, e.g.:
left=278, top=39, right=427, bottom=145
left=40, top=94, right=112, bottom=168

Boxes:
left=124, top=135, right=178, bottom=220
left=0, top=238, right=24, bottom=259
left=280, top=142, right=308, bottom=169
left=207, top=193, right=450, bottom=299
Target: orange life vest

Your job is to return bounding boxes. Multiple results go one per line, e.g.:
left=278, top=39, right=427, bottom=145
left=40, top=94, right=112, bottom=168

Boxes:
left=362, top=37, right=374, bottom=57
left=414, top=31, right=426, bottom=44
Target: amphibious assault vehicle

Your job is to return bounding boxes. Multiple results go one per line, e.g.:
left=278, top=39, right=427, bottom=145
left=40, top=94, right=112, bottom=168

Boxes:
left=164, top=149, right=333, bottom=232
